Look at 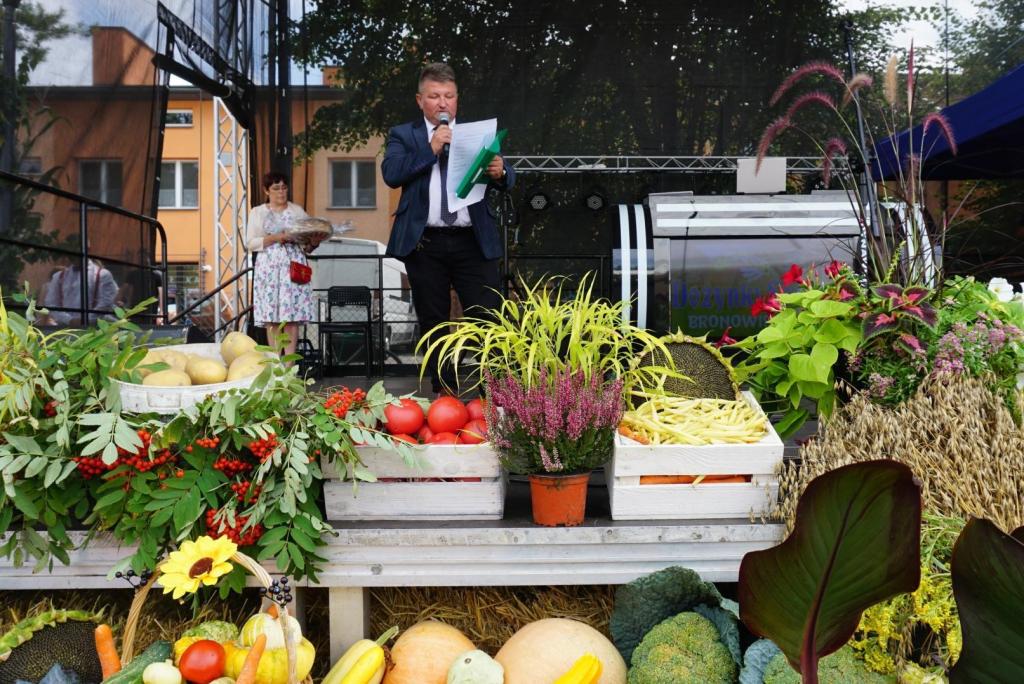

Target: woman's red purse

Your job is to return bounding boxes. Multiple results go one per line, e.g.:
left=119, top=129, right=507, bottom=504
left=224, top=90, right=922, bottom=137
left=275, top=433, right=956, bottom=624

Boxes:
left=289, top=260, right=312, bottom=284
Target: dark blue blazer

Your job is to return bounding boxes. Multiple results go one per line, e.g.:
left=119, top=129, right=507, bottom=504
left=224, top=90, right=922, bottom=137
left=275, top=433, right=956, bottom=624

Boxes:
left=382, top=119, right=515, bottom=260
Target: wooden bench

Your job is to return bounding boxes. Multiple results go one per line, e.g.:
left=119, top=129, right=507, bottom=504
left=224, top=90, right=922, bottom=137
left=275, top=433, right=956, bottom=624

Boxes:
left=0, top=479, right=785, bottom=662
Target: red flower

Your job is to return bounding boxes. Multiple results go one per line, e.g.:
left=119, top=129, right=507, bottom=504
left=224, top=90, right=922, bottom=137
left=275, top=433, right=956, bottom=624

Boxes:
left=781, top=264, right=806, bottom=287
left=824, top=260, right=845, bottom=279
left=751, top=293, right=782, bottom=318
left=713, top=326, right=737, bottom=348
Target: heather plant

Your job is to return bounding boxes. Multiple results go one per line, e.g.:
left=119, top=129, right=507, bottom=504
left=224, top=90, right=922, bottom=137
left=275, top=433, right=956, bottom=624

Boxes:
left=484, top=368, right=623, bottom=476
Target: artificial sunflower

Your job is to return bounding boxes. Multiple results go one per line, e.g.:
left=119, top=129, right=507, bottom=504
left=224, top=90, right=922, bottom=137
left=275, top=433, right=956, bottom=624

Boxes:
left=158, top=536, right=238, bottom=599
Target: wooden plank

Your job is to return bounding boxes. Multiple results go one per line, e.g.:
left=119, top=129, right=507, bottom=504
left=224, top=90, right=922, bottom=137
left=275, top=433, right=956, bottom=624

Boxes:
left=329, top=587, right=371, bottom=663
left=611, top=483, right=778, bottom=520
left=324, top=479, right=506, bottom=520
left=322, top=444, right=502, bottom=479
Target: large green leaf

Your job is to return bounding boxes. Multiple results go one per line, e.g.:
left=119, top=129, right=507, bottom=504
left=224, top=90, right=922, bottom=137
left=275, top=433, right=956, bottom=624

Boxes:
left=738, top=460, right=921, bottom=683
left=949, top=518, right=1024, bottom=683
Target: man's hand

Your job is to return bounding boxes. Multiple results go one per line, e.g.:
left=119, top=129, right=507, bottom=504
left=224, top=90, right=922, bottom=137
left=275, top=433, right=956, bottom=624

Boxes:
left=486, top=155, right=505, bottom=180
left=431, top=125, right=452, bottom=156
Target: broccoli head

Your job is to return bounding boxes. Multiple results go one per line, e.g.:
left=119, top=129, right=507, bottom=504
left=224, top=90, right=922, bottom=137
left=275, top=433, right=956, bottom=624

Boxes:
left=611, top=566, right=724, bottom=662
left=762, top=645, right=896, bottom=684
left=627, top=612, right=738, bottom=684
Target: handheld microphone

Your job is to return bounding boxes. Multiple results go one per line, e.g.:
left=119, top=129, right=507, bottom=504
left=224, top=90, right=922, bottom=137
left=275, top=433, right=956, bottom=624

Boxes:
left=438, top=112, right=450, bottom=156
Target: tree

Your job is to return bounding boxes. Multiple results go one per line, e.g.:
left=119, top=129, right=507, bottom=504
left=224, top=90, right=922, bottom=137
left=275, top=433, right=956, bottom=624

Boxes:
left=293, top=0, right=916, bottom=159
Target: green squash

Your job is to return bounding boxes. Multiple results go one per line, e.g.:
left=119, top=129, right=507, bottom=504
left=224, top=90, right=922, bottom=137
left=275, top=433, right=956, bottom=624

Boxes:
left=447, top=649, right=504, bottom=684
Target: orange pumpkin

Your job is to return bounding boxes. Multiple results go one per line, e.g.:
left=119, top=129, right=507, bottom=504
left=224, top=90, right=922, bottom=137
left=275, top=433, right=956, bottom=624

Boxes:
left=382, top=621, right=475, bottom=684
left=495, top=618, right=627, bottom=684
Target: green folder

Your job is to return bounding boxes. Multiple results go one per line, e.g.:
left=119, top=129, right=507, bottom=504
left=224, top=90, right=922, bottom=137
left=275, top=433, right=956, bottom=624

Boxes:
left=455, top=129, right=507, bottom=199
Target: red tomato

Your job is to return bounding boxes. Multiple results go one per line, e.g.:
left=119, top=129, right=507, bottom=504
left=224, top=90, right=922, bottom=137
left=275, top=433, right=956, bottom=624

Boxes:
left=179, top=639, right=226, bottom=684
left=459, top=418, right=488, bottom=444
left=466, top=397, right=487, bottom=421
left=383, top=398, right=426, bottom=435
left=427, top=396, right=469, bottom=434
left=416, top=425, right=435, bottom=443
left=427, top=431, right=459, bottom=445
left=391, top=433, right=417, bottom=444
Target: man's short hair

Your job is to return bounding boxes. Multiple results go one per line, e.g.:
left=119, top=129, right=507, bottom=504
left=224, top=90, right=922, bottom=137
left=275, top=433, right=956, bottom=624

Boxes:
left=418, top=63, right=456, bottom=90
left=262, top=171, right=289, bottom=189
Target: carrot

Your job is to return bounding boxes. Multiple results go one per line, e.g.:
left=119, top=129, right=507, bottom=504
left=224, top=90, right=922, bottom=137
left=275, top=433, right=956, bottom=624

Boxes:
left=639, top=474, right=751, bottom=485
left=266, top=602, right=280, bottom=618
left=235, top=633, right=267, bottom=684
left=94, top=623, right=121, bottom=678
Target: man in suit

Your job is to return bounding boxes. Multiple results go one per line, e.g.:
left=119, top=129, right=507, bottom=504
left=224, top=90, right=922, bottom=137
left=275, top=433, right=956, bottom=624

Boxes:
left=382, top=62, right=515, bottom=394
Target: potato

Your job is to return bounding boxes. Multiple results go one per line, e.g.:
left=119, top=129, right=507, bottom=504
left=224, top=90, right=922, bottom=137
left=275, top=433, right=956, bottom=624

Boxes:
left=185, top=356, right=228, bottom=385
left=142, top=369, right=192, bottom=387
left=159, top=350, right=188, bottom=371
left=227, top=351, right=269, bottom=381
left=221, top=331, right=259, bottom=365
left=137, top=349, right=166, bottom=378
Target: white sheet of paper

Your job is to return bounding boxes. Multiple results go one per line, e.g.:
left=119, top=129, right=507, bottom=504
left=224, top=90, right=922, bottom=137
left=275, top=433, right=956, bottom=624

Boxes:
left=447, top=118, right=498, bottom=212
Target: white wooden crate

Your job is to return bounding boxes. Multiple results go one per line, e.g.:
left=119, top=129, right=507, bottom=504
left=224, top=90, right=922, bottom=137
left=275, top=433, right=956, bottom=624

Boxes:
left=323, top=444, right=506, bottom=521
left=609, top=392, right=784, bottom=520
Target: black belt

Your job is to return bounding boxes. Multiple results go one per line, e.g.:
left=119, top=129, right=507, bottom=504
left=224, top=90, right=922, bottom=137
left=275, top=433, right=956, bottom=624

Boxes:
left=424, top=224, right=470, bottom=233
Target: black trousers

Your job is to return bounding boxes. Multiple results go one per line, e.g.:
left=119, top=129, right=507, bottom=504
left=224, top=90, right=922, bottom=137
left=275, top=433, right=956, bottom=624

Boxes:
left=403, top=225, right=502, bottom=393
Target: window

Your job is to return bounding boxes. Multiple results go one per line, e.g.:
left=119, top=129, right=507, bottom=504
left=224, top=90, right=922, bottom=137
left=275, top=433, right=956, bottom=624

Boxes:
left=159, top=161, right=200, bottom=208
left=330, top=160, right=376, bottom=208
left=79, top=160, right=122, bottom=206
left=164, top=109, right=194, bottom=127
left=18, top=157, right=42, bottom=179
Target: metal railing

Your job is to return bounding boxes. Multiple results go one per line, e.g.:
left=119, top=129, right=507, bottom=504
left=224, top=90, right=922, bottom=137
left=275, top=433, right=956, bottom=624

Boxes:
left=0, top=169, right=169, bottom=325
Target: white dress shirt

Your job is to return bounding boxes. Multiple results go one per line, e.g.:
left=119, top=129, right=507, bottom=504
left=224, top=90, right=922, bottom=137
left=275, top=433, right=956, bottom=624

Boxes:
left=425, top=116, right=471, bottom=227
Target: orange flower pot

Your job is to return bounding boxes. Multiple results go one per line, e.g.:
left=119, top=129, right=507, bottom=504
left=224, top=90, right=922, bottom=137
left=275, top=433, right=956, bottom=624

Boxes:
left=528, top=472, right=591, bottom=527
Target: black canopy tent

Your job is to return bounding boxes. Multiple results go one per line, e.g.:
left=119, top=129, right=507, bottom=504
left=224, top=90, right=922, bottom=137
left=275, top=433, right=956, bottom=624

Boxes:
left=873, top=63, right=1024, bottom=181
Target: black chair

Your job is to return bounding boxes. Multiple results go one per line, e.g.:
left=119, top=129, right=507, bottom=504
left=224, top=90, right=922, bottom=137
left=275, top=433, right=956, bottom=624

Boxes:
left=295, top=336, right=323, bottom=380
left=318, top=286, right=374, bottom=377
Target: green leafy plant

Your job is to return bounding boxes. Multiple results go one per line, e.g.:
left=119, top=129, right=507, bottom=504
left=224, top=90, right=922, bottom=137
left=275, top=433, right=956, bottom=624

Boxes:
left=419, top=272, right=673, bottom=394
left=735, top=261, right=940, bottom=437
left=0, top=290, right=151, bottom=569
left=738, top=460, right=922, bottom=684
left=0, top=290, right=411, bottom=584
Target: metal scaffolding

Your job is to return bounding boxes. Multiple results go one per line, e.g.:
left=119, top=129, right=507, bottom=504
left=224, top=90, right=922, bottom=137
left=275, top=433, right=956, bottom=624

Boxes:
left=505, top=155, right=836, bottom=174
left=213, top=96, right=249, bottom=336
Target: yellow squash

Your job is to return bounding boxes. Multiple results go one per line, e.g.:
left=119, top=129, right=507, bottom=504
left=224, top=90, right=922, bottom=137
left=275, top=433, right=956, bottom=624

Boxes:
left=223, top=638, right=315, bottom=684
left=553, top=653, right=603, bottom=684
left=323, top=626, right=399, bottom=684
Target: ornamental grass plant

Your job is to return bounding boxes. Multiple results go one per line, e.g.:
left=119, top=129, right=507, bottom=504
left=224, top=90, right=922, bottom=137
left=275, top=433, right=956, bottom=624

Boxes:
left=418, top=272, right=673, bottom=394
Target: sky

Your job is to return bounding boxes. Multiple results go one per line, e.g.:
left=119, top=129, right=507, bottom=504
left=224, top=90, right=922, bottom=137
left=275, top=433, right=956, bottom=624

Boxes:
left=839, top=0, right=980, bottom=58
left=24, top=0, right=981, bottom=87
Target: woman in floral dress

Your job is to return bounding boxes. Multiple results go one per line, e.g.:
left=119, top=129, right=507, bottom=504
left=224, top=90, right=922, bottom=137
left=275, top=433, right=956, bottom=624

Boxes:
left=244, top=171, right=317, bottom=357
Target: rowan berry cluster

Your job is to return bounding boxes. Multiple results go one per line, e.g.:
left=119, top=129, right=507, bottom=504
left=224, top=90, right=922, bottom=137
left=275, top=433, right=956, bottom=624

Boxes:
left=74, top=429, right=177, bottom=479
left=230, top=480, right=261, bottom=504
left=206, top=508, right=264, bottom=546
left=195, top=436, right=221, bottom=450
left=247, top=433, right=279, bottom=463
left=43, top=400, right=58, bottom=418
left=323, top=387, right=366, bottom=418
left=213, top=457, right=253, bottom=477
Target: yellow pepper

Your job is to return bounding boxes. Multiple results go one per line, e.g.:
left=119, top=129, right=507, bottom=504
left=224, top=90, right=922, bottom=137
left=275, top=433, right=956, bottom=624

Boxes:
left=222, top=638, right=315, bottom=684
